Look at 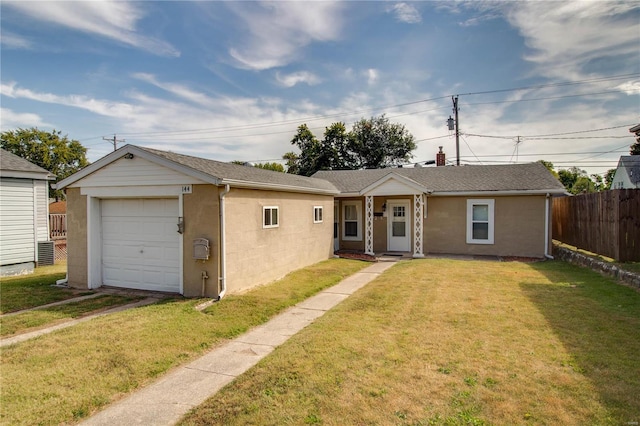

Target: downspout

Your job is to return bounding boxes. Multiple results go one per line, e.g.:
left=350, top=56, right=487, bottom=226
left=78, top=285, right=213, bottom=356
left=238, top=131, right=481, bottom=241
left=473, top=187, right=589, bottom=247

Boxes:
left=544, top=193, right=554, bottom=259
left=218, top=184, right=230, bottom=300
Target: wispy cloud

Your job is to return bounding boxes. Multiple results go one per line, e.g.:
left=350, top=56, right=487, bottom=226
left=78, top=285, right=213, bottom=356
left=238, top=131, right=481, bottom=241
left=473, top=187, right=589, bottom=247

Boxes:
left=0, top=31, right=32, bottom=49
left=501, top=2, right=639, bottom=80
left=388, top=3, right=422, bottom=24
left=132, top=73, right=217, bottom=108
left=226, top=1, right=345, bottom=70
left=366, top=69, right=379, bottom=86
left=0, top=108, right=49, bottom=131
left=3, top=1, right=179, bottom=57
left=275, top=71, right=321, bottom=88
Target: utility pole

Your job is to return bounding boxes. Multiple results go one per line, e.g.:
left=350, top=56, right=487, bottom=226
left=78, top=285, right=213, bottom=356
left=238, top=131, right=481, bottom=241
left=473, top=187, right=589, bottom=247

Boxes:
left=452, top=96, right=460, bottom=166
left=103, top=134, right=125, bottom=151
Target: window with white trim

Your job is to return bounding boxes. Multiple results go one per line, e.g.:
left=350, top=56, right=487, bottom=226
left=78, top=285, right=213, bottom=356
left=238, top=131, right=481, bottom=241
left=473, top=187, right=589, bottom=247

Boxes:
left=466, top=199, right=494, bottom=244
left=342, top=201, right=362, bottom=241
left=263, top=206, right=279, bottom=228
left=313, top=206, right=323, bottom=223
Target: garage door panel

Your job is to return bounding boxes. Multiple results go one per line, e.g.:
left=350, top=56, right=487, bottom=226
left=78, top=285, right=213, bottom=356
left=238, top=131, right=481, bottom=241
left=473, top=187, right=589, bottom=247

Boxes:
left=101, top=198, right=180, bottom=293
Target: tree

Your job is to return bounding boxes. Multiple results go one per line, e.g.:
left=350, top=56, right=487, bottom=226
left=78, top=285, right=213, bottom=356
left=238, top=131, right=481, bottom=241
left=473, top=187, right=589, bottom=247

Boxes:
left=284, top=115, right=416, bottom=176
left=254, top=162, right=285, bottom=172
left=631, top=137, right=640, bottom=155
left=349, top=115, right=416, bottom=169
left=1, top=128, right=89, bottom=199
left=604, top=168, right=616, bottom=189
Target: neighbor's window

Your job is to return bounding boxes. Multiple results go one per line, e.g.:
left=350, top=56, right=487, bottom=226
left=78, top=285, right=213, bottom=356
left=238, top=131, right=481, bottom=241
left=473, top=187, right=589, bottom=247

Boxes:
left=314, top=206, right=323, bottom=223
left=342, top=201, right=362, bottom=241
left=263, top=206, right=279, bottom=228
left=466, top=199, right=494, bottom=244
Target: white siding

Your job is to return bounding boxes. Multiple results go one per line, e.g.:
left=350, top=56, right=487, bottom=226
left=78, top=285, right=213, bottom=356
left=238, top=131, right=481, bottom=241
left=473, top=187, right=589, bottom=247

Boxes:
left=70, top=156, right=205, bottom=188
left=35, top=180, right=49, bottom=241
left=0, top=178, right=35, bottom=265
left=364, top=178, right=421, bottom=196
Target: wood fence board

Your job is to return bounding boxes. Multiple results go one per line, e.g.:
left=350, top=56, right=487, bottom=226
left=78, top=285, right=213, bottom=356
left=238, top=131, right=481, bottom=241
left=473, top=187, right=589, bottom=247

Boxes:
left=552, top=189, right=640, bottom=262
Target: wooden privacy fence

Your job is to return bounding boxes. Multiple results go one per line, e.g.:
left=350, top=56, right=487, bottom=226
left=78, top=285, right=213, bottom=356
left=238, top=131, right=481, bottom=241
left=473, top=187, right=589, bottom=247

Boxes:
left=49, top=213, right=67, bottom=239
left=552, top=189, right=640, bottom=262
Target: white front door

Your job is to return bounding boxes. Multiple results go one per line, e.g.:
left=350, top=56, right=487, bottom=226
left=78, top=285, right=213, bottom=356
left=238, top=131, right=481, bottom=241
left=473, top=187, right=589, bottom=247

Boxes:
left=387, top=200, right=411, bottom=252
left=101, top=198, right=180, bottom=293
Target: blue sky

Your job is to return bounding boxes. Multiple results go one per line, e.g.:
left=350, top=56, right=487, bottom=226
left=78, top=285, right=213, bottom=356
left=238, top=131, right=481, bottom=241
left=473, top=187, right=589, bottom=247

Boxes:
left=1, top=1, right=639, bottom=177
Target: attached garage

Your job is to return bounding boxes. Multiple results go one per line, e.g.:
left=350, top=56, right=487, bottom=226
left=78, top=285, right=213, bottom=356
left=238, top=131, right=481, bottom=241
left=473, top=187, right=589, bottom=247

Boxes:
left=101, top=198, right=180, bottom=293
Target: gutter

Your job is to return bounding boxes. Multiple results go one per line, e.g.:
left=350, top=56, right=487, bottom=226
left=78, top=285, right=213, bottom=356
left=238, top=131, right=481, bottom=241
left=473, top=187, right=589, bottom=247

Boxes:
left=544, top=193, right=554, bottom=259
left=218, top=184, right=230, bottom=300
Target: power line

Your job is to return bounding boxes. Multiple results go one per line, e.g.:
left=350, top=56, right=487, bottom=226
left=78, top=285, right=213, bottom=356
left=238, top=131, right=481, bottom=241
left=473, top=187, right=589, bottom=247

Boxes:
left=462, top=89, right=638, bottom=107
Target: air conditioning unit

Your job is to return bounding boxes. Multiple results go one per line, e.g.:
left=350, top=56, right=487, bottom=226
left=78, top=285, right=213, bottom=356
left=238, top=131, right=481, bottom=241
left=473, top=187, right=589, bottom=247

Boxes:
left=38, top=241, right=55, bottom=266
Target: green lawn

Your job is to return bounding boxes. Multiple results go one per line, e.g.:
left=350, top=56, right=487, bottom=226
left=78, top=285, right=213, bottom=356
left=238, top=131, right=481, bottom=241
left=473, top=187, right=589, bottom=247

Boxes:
left=180, top=259, right=640, bottom=426
left=0, top=262, right=94, bottom=314
left=0, top=258, right=367, bottom=425
left=0, top=294, right=143, bottom=337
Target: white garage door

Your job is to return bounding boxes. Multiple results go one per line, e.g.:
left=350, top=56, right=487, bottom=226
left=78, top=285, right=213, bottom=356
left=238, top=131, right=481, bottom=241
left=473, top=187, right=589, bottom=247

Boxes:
left=101, top=198, right=180, bottom=293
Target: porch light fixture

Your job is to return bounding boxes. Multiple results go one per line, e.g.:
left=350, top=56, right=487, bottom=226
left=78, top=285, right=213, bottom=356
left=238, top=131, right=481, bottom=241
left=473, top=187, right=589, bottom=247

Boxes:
left=177, top=217, right=184, bottom=234
left=382, top=203, right=386, bottom=212
left=124, top=153, right=134, bottom=159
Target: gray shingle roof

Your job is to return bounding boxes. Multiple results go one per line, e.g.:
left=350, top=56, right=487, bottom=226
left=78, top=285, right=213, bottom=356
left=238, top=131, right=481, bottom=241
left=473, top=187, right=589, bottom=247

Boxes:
left=619, top=155, right=640, bottom=185
left=0, top=148, right=53, bottom=177
left=137, top=146, right=338, bottom=193
left=313, top=163, right=566, bottom=194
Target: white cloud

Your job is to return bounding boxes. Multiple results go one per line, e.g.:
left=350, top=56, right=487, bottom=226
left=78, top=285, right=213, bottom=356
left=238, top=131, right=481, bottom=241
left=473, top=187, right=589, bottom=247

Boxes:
left=3, top=1, right=179, bottom=57
left=388, top=3, right=422, bottom=24
left=226, top=1, right=344, bottom=70
left=366, top=69, right=379, bottom=86
left=275, top=71, right=321, bottom=88
left=0, top=32, right=32, bottom=49
left=501, top=1, right=639, bottom=80
left=616, top=80, right=640, bottom=95
left=132, top=73, right=217, bottom=108
left=0, top=108, right=49, bottom=131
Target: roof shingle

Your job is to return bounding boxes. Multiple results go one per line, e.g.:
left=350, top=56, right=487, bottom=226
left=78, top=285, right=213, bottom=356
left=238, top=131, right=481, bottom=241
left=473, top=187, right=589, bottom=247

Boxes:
left=0, top=148, right=53, bottom=177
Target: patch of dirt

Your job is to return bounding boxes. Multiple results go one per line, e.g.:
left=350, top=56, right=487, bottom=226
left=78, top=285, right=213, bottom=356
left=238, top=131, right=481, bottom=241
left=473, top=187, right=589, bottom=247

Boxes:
left=499, top=256, right=544, bottom=263
left=335, top=251, right=377, bottom=262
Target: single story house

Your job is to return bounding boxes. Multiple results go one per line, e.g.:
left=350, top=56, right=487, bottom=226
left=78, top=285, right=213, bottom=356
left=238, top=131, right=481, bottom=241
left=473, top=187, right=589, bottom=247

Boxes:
left=315, top=162, right=566, bottom=259
left=54, top=145, right=337, bottom=298
left=610, top=155, right=640, bottom=189
left=0, top=148, right=55, bottom=276
left=56, top=144, right=566, bottom=298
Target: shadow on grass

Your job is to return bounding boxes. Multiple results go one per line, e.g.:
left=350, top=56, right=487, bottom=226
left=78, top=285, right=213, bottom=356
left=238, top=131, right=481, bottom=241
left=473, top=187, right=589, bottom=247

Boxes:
left=521, top=260, right=640, bottom=423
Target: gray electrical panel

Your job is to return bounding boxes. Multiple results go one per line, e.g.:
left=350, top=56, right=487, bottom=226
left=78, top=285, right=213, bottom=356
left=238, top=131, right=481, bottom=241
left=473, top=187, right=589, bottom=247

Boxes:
left=193, top=238, right=210, bottom=260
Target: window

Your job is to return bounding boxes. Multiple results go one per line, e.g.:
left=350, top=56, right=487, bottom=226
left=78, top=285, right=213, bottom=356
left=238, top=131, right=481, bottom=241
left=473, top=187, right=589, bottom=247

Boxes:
left=466, top=199, right=494, bottom=244
left=342, top=201, right=362, bottom=241
left=314, top=206, right=323, bottom=223
left=263, top=206, right=279, bottom=228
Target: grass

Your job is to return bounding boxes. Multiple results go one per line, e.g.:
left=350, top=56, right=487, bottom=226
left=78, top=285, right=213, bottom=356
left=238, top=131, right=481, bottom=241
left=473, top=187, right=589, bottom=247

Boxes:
left=179, top=259, right=640, bottom=426
left=0, top=258, right=367, bottom=425
left=0, top=262, right=95, bottom=314
left=0, top=294, right=143, bottom=337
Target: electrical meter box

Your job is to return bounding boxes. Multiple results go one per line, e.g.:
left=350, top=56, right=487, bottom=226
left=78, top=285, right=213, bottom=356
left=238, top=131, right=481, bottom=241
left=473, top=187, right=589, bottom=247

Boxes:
left=193, top=238, right=210, bottom=260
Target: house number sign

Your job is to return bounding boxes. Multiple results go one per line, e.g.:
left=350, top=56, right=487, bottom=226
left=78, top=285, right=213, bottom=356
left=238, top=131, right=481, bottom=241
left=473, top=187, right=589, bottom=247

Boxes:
left=181, top=185, right=192, bottom=194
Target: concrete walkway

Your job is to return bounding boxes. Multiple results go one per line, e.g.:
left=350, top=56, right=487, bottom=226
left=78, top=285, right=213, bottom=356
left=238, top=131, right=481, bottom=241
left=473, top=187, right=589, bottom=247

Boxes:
left=0, top=297, right=160, bottom=348
left=81, top=260, right=396, bottom=426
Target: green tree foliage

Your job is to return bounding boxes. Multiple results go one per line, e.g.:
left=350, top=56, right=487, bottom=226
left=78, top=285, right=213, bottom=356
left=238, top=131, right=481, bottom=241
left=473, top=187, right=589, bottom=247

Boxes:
left=285, top=115, right=416, bottom=176
left=254, top=162, right=285, bottom=172
left=537, top=160, right=558, bottom=178
left=604, top=168, right=616, bottom=189
left=631, top=136, right=640, bottom=155
left=1, top=128, right=89, bottom=199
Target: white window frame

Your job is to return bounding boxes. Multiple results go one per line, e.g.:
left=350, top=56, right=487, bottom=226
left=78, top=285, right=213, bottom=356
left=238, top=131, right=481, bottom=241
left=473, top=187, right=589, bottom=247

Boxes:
left=342, top=201, right=362, bottom=241
left=263, top=206, right=279, bottom=228
left=466, top=199, right=495, bottom=244
left=313, top=206, right=323, bottom=223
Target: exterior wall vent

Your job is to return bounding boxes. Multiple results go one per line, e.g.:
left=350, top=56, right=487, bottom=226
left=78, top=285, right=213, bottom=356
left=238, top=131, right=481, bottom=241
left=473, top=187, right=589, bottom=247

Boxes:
left=37, top=241, right=55, bottom=266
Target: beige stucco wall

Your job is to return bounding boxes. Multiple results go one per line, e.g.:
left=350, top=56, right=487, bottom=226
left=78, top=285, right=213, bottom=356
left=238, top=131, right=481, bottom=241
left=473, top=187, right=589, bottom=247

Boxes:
left=425, top=195, right=547, bottom=258
left=224, top=188, right=334, bottom=294
left=65, top=188, right=89, bottom=289
left=182, top=184, right=220, bottom=297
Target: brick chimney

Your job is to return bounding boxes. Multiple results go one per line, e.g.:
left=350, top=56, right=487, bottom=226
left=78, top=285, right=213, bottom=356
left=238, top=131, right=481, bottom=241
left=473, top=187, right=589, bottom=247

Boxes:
left=436, top=146, right=446, bottom=166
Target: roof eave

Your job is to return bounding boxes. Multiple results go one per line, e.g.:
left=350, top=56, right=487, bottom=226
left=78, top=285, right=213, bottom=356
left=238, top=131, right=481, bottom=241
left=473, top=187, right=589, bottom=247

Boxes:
left=55, top=145, right=222, bottom=190
left=220, top=178, right=339, bottom=195
left=431, top=189, right=568, bottom=196
left=0, top=170, right=55, bottom=180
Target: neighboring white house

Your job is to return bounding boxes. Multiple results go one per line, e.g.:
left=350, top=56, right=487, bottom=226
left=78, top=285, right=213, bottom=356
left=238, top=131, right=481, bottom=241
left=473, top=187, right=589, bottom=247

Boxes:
left=611, top=155, right=640, bottom=189
left=0, top=148, right=55, bottom=276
